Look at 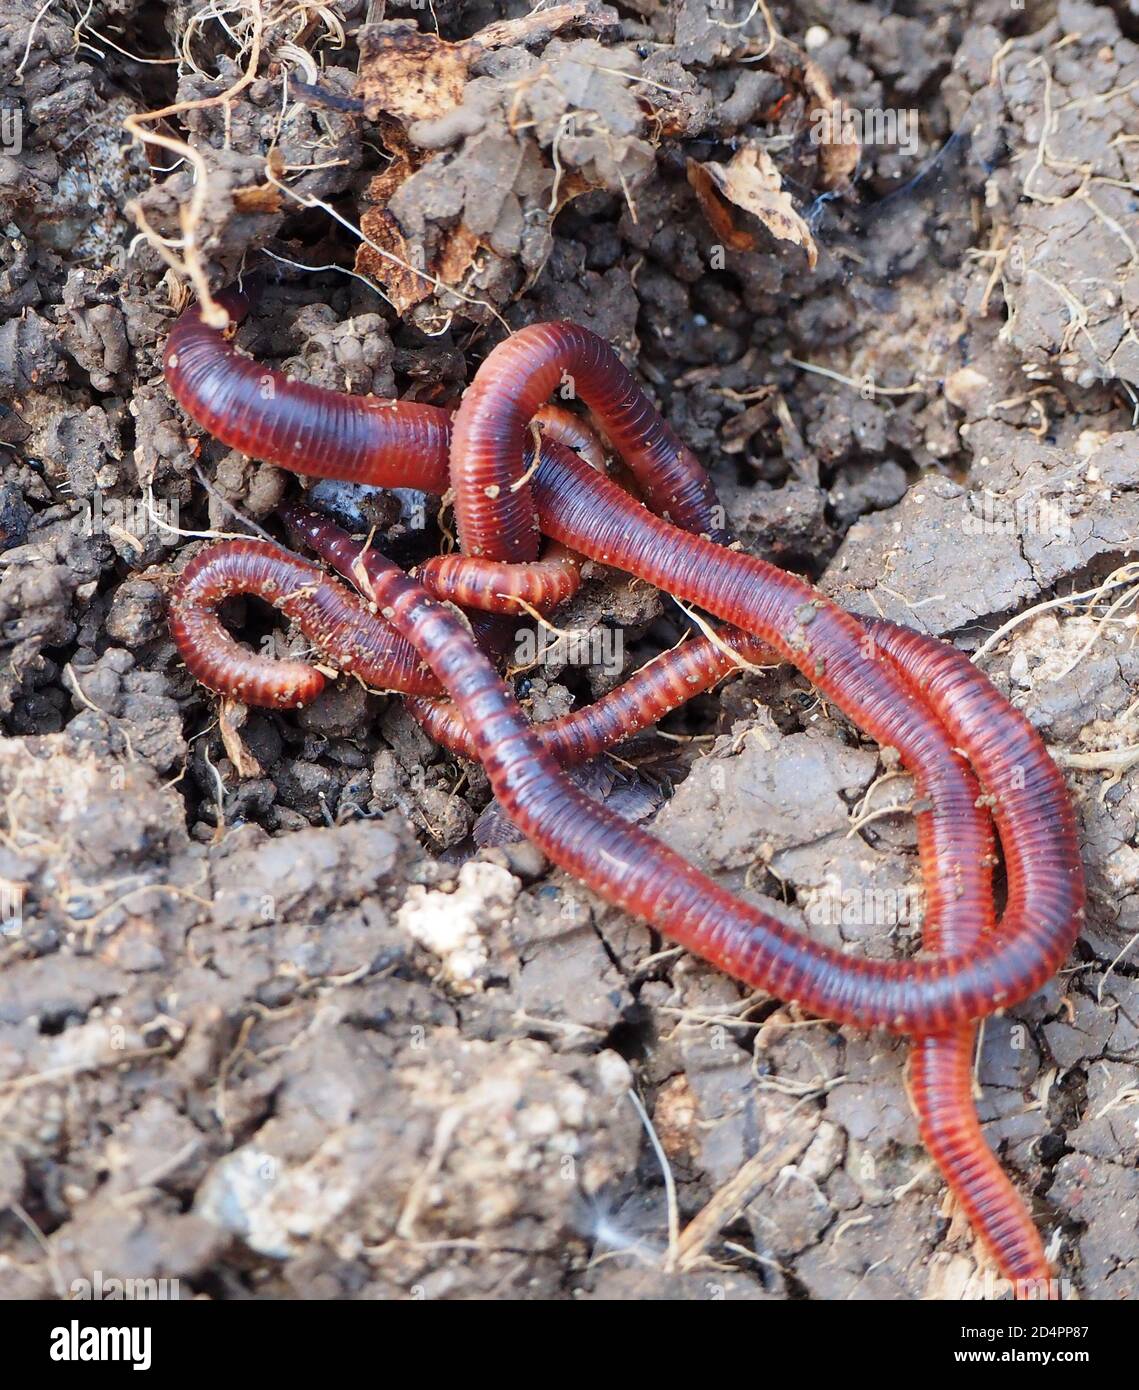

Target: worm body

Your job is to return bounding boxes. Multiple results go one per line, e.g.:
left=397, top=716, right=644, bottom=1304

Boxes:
left=164, top=291, right=452, bottom=492
left=450, top=322, right=727, bottom=561
left=169, top=538, right=440, bottom=706
left=163, top=294, right=1084, bottom=1294
left=528, top=444, right=1085, bottom=1032
left=867, top=620, right=1053, bottom=1292
left=408, top=629, right=771, bottom=764
left=416, top=547, right=583, bottom=615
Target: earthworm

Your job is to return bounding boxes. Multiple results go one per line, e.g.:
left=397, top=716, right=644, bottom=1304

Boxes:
left=165, top=297, right=672, bottom=615
left=450, top=321, right=727, bottom=560
left=164, top=300, right=1084, bottom=1032
left=867, top=618, right=1055, bottom=1292
left=454, top=349, right=1061, bottom=1284
left=394, top=410, right=1054, bottom=1289
left=160, top=298, right=1079, bottom=1284
left=167, top=527, right=548, bottom=707
left=415, top=402, right=609, bottom=616
left=168, top=537, right=440, bottom=706
left=532, top=403, right=607, bottom=473
left=161, top=293, right=717, bottom=558
left=407, top=629, right=767, bottom=764
left=163, top=296, right=607, bottom=506
left=163, top=287, right=453, bottom=493
left=415, top=547, right=583, bottom=615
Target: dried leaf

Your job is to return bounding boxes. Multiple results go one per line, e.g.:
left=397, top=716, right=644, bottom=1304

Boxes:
left=435, top=222, right=481, bottom=286
left=219, top=700, right=261, bottom=779
left=692, top=147, right=818, bottom=269
left=720, top=395, right=775, bottom=455
left=357, top=24, right=468, bottom=126
left=231, top=183, right=283, bottom=214
left=355, top=206, right=432, bottom=315
left=356, top=160, right=482, bottom=317
left=356, top=5, right=611, bottom=127
left=686, top=159, right=757, bottom=252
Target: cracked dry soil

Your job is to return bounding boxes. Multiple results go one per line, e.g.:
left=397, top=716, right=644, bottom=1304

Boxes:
left=1, top=0, right=1138, bottom=1301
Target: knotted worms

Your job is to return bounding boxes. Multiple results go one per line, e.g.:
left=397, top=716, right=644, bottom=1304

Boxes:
left=162, top=291, right=1084, bottom=1293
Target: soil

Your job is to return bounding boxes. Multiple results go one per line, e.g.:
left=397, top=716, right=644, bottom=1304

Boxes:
left=1, top=0, right=1138, bottom=1301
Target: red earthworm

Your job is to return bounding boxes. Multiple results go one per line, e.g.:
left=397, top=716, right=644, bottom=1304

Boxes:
left=164, top=298, right=724, bottom=563
left=163, top=288, right=453, bottom=493
left=450, top=321, right=727, bottom=561
left=168, top=538, right=443, bottom=706
left=866, top=618, right=1055, bottom=1293
left=167, top=528, right=536, bottom=707
left=399, top=569, right=1052, bottom=1285
left=164, top=295, right=607, bottom=508
left=172, top=513, right=1054, bottom=1288
left=164, top=297, right=619, bottom=619
left=164, top=309, right=1083, bottom=1033
left=160, top=307, right=1079, bottom=1289
left=444, top=314, right=1060, bottom=1284
left=424, top=401, right=609, bottom=614
left=416, top=547, right=583, bottom=615
left=392, top=570, right=1054, bottom=1283
left=532, top=403, right=607, bottom=472
left=406, top=629, right=767, bottom=764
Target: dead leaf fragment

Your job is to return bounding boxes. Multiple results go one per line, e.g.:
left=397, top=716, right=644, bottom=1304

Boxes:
left=691, top=146, right=818, bottom=269
left=219, top=700, right=261, bottom=779
left=686, top=159, right=756, bottom=252
left=352, top=122, right=482, bottom=317
left=352, top=5, right=612, bottom=314
left=357, top=195, right=482, bottom=317
left=356, top=6, right=613, bottom=128
left=720, top=394, right=775, bottom=454
left=357, top=24, right=468, bottom=126
left=231, top=182, right=283, bottom=214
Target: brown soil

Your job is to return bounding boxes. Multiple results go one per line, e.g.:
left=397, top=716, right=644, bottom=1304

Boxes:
left=1, top=0, right=1137, bottom=1301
